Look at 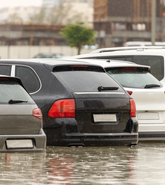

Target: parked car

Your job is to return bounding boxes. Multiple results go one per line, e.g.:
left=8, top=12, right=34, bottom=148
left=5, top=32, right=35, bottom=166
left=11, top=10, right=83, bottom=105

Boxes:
left=77, top=58, right=165, bottom=141
left=33, top=53, right=65, bottom=59
left=0, top=59, right=138, bottom=146
left=0, top=75, right=46, bottom=152
left=72, top=47, right=165, bottom=86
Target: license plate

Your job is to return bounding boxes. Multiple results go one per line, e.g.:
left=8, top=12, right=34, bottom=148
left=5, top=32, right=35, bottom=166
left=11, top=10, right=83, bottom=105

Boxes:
left=93, top=114, right=117, bottom=122
left=6, top=139, right=33, bottom=149
left=137, top=113, right=159, bottom=120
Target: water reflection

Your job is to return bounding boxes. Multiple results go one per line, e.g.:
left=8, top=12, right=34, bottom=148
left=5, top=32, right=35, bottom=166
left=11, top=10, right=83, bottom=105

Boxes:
left=0, top=143, right=164, bottom=184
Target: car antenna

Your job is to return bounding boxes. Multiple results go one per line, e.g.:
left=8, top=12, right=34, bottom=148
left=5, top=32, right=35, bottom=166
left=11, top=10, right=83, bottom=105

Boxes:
left=106, top=60, right=110, bottom=63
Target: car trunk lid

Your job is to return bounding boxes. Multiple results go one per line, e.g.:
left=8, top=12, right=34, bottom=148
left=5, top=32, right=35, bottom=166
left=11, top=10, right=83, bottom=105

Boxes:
left=0, top=104, right=42, bottom=135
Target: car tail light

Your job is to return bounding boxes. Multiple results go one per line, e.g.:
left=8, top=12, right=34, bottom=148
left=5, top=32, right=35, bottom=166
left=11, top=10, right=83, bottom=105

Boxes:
left=127, top=90, right=133, bottom=95
left=33, top=108, right=43, bottom=120
left=130, top=99, right=136, bottom=117
left=48, top=99, right=75, bottom=118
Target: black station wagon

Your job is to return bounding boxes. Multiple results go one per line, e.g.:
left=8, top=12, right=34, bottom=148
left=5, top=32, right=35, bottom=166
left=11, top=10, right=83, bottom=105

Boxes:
left=0, top=59, right=138, bottom=146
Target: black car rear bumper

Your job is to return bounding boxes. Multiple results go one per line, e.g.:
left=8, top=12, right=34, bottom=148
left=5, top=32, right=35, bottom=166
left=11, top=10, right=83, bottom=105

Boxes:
left=64, top=132, right=138, bottom=146
left=45, top=117, right=138, bottom=146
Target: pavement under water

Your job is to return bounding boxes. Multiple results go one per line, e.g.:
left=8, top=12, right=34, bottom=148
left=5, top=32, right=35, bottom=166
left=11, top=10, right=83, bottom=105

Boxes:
left=0, top=142, right=164, bottom=184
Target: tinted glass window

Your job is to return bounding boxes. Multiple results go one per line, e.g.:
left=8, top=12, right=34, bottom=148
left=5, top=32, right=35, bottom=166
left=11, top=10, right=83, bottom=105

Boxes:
left=0, top=80, right=34, bottom=104
left=0, top=65, right=11, bottom=75
left=15, top=66, right=40, bottom=93
left=133, top=56, right=164, bottom=81
left=106, top=67, right=161, bottom=88
left=105, top=55, right=164, bottom=81
left=55, top=71, right=123, bottom=92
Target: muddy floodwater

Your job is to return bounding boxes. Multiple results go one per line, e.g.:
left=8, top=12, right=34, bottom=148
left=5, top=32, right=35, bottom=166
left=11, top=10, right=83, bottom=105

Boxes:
left=0, top=142, right=165, bottom=184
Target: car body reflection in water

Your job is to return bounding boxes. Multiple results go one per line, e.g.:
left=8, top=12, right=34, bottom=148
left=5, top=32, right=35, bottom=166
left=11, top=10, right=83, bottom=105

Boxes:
left=0, top=144, right=165, bottom=184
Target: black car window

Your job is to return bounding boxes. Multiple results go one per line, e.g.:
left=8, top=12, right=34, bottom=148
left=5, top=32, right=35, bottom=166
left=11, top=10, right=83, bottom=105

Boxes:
left=0, top=80, right=33, bottom=104
left=15, top=66, right=40, bottom=93
left=54, top=71, right=123, bottom=92
left=0, top=65, right=11, bottom=75
left=106, top=67, right=161, bottom=88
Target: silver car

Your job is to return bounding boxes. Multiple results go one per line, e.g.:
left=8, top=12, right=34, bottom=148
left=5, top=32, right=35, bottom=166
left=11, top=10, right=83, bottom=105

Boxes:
left=0, top=76, right=46, bottom=152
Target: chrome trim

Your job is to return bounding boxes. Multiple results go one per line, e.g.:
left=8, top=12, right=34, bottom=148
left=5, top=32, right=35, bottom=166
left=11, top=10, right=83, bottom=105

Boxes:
left=11, top=65, right=15, bottom=77
left=74, top=92, right=125, bottom=94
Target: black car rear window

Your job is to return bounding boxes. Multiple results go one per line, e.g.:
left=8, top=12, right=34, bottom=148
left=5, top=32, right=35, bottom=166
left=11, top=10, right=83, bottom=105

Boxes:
left=54, top=70, right=123, bottom=92
left=106, top=67, right=161, bottom=88
left=0, top=80, right=34, bottom=104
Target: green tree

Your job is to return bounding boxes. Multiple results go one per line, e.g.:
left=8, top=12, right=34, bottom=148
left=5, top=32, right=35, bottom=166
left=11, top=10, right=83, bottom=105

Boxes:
left=60, top=22, right=96, bottom=55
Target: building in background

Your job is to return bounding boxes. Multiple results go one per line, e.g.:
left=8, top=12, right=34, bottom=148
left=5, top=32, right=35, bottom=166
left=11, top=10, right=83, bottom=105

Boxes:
left=42, top=0, right=64, bottom=7
left=94, top=0, right=165, bottom=47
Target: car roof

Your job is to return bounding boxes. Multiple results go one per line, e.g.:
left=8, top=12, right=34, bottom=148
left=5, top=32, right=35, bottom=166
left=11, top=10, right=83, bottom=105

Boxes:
left=72, top=47, right=165, bottom=59
left=76, top=59, right=150, bottom=69
left=89, top=46, right=165, bottom=54
left=0, top=58, right=106, bottom=71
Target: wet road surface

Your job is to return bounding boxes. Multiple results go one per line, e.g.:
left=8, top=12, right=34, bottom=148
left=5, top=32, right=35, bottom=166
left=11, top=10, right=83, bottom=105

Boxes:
left=0, top=142, right=165, bottom=184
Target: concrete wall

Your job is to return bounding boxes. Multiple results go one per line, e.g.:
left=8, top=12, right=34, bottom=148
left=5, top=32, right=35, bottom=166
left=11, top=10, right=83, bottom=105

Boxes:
left=0, top=46, right=93, bottom=59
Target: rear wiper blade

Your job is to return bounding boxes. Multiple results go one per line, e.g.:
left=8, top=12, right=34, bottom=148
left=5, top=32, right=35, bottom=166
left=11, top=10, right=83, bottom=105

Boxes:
left=144, top=84, right=160, bottom=88
left=8, top=99, right=28, bottom=104
left=98, top=86, right=119, bottom=92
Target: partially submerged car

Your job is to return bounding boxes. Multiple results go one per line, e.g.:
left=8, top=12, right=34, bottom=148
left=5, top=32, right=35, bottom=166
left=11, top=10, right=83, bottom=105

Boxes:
left=78, top=59, right=165, bottom=141
left=0, top=76, right=46, bottom=152
left=0, top=59, right=138, bottom=146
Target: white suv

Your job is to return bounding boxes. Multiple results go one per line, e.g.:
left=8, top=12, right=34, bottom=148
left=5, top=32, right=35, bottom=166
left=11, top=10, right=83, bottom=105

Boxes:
left=73, top=47, right=165, bottom=86
left=75, top=56, right=165, bottom=141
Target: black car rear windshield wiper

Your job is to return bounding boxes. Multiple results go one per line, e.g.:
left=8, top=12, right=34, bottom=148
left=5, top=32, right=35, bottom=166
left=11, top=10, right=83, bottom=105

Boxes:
left=144, top=84, right=161, bottom=88
left=8, top=99, right=28, bottom=104
left=98, top=86, right=119, bottom=92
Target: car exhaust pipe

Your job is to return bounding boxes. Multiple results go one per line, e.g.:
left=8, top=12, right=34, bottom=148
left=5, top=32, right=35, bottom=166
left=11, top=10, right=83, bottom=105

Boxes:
left=68, top=143, right=85, bottom=147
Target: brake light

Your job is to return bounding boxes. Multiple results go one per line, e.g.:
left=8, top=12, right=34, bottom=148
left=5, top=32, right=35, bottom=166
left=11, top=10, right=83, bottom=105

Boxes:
left=130, top=99, right=136, bottom=117
left=48, top=99, right=75, bottom=118
left=127, top=90, right=133, bottom=95
left=33, top=108, right=43, bottom=120
left=122, top=67, right=137, bottom=70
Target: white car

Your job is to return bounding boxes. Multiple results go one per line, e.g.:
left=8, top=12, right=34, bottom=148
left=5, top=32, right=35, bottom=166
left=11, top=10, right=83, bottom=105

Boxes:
left=77, top=59, right=165, bottom=141
left=72, top=47, right=165, bottom=86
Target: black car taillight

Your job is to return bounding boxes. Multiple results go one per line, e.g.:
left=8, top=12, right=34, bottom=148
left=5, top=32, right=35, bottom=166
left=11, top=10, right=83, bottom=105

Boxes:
left=48, top=99, right=75, bottom=118
left=33, top=108, right=43, bottom=120
left=130, top=99, right=136, bottom=117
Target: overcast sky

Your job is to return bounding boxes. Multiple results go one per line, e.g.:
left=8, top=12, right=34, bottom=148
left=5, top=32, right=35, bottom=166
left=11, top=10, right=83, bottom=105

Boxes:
left=0, top=0, right=42, bottom=8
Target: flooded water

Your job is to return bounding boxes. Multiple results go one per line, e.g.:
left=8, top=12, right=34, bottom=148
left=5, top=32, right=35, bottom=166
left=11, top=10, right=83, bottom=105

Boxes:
left=0, top=142, right=165, bottom=184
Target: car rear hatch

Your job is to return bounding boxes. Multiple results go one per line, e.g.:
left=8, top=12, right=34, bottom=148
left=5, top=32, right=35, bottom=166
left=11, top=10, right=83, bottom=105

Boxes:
left=126, top=88, right=165, bottom=132
left=0, top=78, right=42, bottom=135
left=53, top=64, right=131, bottom=133
left=106, top=66, right=165, bottom=132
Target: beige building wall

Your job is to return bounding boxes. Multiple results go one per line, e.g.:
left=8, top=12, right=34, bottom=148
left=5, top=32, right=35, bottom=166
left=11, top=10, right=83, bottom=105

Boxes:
left=0, top=46, right=93, bottom=59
